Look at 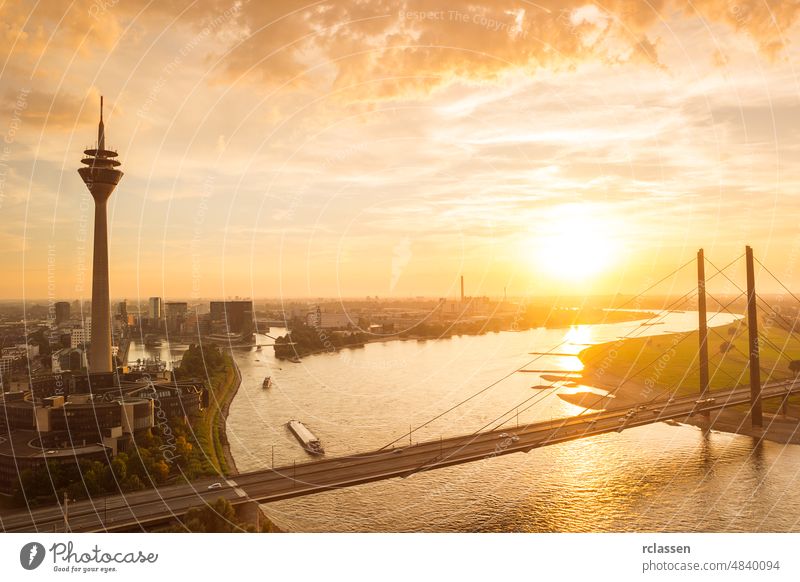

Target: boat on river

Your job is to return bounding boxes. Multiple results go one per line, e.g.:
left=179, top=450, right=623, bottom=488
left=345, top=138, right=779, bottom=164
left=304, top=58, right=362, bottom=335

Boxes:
left=287, top=419, right=323, bottom=455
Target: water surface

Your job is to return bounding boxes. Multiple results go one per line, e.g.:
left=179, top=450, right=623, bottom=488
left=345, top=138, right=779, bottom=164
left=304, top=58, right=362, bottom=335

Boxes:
left=222, top=313, right=800, bottom=532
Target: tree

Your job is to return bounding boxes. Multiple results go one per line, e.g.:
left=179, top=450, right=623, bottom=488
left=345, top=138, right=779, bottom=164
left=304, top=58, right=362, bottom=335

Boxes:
left=151, top=460, right=170, bottom=483
left=111, top=456, right=128, bottom=481
left=175, top=344, right=225, bottom=379
left=181, top=497, right=249, bottom=532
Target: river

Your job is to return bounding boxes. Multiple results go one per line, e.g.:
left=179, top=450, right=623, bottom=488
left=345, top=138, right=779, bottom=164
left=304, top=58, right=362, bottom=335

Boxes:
left=182, top=311, right=800, bottom=531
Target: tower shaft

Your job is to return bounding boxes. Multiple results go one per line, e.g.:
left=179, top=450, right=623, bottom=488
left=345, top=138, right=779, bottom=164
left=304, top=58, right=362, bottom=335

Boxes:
left=89, top=198, right=112, bottom=373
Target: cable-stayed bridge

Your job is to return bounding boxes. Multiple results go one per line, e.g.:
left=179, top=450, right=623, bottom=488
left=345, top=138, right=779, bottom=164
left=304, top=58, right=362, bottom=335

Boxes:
left=3, top=246, right=800, bottom=533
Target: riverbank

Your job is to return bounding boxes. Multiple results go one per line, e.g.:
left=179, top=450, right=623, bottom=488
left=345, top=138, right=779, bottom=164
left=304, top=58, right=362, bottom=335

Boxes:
left=221, top=351, right=288, bottom=532
left=275, top=309, right=657, bottom=361
left=218, top=354, right=241, bottom=476
left=190, top=351, right=241, bottom=476
left=575, top=321, right=800, bottom=444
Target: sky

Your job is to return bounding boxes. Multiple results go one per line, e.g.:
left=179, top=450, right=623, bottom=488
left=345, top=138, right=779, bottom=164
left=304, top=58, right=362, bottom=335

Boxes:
left=1, top=0, right=799, bottom=302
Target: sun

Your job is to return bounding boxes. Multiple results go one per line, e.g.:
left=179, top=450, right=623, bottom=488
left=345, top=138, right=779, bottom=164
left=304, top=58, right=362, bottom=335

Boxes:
left=529, top=205, right=619, bottom=281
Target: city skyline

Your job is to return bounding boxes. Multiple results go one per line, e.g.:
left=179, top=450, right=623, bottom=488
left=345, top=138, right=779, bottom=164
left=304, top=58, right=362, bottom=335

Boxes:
left=1, top=1, right=799, bottom=300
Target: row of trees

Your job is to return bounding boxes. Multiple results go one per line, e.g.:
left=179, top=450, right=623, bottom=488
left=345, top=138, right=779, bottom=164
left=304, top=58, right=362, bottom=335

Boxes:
left=274, top=322, right=368, bottom=359
left=174, top=343, right=226, bottom=379
left=15, top=421, right=203, bottom=505
left=167, top=498, right=257, bottom=533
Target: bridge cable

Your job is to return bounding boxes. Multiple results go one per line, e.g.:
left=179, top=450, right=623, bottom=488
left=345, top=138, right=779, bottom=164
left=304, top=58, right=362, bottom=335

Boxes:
left=477, top=256, right=748, bottom=437
left=479, top=290, right=702, bottom=434
left=705, top=257, right=800, bottom=368
left=376, top=257, right=698, bottom=450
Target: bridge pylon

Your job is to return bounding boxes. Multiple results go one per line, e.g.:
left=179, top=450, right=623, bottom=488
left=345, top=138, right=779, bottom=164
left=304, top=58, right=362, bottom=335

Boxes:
left=697, top=248, right=710, bottom=403
left=745, top=245, right=763, bottom=427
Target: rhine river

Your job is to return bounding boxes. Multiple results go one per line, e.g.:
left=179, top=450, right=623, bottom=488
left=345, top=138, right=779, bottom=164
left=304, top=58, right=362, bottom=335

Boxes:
left=162, top=312, right=800, bottom=531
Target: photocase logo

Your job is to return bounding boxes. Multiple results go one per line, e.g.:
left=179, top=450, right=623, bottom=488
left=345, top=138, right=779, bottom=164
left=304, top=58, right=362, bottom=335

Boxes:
left=19, top=542, right=46, bottom=570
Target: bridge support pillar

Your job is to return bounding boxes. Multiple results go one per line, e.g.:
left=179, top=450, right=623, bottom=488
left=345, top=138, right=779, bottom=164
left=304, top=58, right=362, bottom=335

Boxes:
left=697, top=249, right=710, bottom=404
left=746, top=245, right=763, bottom=428
left=234, top=499, right=263, bottom=532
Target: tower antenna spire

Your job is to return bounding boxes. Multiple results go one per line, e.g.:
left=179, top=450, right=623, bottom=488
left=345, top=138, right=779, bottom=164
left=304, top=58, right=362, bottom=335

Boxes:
left=98, top=95, right=105, bottom=151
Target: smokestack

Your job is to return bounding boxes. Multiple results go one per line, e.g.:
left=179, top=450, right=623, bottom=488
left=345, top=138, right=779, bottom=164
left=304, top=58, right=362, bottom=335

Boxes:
left=460, top=275, right=464, bottom=302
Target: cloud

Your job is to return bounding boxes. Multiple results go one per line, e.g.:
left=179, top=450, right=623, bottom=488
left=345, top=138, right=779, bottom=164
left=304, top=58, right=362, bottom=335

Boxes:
left=686, top=0, right=800, bottom=58
left=1, top=88, right=99, bottom=130
left=0, top=1, right=122, bottom=67
left=2, top=1, right=797, bottom=105
left=186, top=0, right=800, bottom=100
left=628, top=35, right=666, bottom=69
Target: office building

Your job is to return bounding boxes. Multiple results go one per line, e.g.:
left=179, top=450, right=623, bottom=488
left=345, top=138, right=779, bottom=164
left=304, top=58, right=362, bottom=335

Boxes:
left=165, top=302, right=188, bottom=334
left=54, top=301, right=70, bottom=325
left=209, top=300, right=253, bottom=335
left=149, top=296, right=162, bottom=326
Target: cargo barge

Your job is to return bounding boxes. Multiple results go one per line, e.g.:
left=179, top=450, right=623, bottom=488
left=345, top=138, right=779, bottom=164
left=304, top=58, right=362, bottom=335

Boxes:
left=287, top=419, right=324, bottom=455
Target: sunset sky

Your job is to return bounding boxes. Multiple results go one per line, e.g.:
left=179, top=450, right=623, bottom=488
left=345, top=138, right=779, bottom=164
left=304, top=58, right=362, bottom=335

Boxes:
left=1, top=0, right=799, bottom=301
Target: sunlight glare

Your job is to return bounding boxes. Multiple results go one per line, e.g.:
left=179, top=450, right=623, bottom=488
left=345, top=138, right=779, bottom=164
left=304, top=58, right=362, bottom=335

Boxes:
left=531, top=205, right=619, bottom=281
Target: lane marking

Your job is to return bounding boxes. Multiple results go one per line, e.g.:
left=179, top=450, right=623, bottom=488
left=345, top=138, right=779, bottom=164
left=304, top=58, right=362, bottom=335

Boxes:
left=226, top=479, right=248, bottom=498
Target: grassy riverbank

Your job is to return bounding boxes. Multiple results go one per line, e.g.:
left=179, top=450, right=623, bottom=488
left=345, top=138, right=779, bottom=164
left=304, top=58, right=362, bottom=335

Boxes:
left=185, top=350, right=240, bottom=476
left=576, top=317, right=800, bottom=442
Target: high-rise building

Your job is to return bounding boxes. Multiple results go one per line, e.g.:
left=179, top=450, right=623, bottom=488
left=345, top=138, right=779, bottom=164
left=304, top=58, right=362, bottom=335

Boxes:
left=117, top=299, right=127, bottom=320
left=149, top=297, right=162, bottom=323
left=78, top=97, right=123, bottom=374
left=54, top=301, right=70, bottom=324
left=70, top=325, right=91, bottom=348
left=165, top=302, right=187, bottom=317
left=210, top=300, right=253, bottom=335
left=165, top=302, right=188, bottom=334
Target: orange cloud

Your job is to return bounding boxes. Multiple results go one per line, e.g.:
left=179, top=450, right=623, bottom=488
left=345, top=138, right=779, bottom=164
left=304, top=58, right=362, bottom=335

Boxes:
left=185, top=0, right=800, bottom=100
left=1, top=88, right=100, bottom=130
left=2, top=1, right=797, bottom=104
left=0, top=0, right=121, bottom=65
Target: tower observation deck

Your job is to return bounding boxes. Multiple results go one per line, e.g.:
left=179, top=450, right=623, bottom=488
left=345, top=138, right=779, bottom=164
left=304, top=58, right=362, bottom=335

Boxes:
left=78, top=97, right=124, bottom=374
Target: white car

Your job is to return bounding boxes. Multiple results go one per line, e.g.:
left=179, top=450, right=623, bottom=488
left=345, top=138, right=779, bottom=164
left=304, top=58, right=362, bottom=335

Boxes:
left=207, top=482, right=223, bottom=490
left=510, top=435, right=520, bottom=443
left=499, top=433, right=509, bottom=438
